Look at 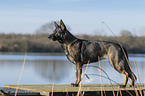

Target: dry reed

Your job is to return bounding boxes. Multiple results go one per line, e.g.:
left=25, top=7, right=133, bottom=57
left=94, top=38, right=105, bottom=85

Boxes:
left=134, top=59, right=143, bottom=96
left=15, top=52, right=27, bottom=96
left=51, top=82, right=55, bottom=96
left=98, top=56, right=104, bottom=96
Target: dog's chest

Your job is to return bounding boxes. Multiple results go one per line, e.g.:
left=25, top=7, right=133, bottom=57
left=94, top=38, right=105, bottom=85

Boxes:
left=62, top=44, right=81, bottom=64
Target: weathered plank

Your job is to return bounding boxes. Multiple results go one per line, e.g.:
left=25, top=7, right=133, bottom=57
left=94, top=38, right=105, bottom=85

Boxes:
left=3, top=84, right=145, bottom=96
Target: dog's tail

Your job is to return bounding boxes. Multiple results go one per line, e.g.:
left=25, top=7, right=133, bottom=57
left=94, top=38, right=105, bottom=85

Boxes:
left=130, top=72, right=137, bottom=82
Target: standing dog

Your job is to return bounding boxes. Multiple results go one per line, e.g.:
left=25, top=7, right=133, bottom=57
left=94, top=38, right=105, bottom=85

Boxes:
left=48, top=20, right=137, bottom=88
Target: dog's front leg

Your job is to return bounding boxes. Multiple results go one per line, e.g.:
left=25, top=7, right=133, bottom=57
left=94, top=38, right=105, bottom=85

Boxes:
left=71, top=63, right=82, bottom=87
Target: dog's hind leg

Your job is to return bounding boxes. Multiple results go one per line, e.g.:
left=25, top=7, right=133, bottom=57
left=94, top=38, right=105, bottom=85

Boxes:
left=129, top=72, right=137, bottom=87
left=107, top=47, right=129, bottom=88
left=71, top=63, right=82, bottom=87
left=120, top=71, right=129, bottom=88
left=109, top=57, right=129, bottom=88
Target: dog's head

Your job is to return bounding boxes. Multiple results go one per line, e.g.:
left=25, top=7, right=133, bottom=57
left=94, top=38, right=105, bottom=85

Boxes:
left=48, top=19, right=68, bottom=43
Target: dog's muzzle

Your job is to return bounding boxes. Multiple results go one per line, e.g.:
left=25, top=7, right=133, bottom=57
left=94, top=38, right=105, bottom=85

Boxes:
left=48, top=35, right=56, bottom=41
left=48, top=35, right=51, bottom=39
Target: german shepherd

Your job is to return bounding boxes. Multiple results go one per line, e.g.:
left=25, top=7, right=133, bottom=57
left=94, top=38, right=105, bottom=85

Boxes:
left=48, top=19, right=137, bottom=88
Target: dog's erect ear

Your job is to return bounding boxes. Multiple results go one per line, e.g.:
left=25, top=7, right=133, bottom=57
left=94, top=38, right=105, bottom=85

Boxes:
left=54, top=21, right=59, bottom=28
left=60, top=19, right=66, bottom=30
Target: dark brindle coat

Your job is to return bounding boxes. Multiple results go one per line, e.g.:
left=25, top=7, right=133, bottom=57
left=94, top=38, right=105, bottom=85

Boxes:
left=48, top=20, right=137, bottom=87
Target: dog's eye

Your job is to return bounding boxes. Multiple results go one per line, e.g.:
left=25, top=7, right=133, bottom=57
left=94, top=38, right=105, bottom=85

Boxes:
left=56, top=31, right=60, bottom=35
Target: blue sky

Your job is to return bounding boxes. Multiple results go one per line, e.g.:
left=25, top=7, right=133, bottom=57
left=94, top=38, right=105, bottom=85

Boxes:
left=0, top=0, right=145, bottom=36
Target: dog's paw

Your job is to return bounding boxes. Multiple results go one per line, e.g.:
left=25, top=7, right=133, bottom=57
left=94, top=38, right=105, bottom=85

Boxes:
left=129, top=84, right=135, bottom=87
left=71, top=83, right=79, bottom=87
left=119, top=85, right=126, bottom=88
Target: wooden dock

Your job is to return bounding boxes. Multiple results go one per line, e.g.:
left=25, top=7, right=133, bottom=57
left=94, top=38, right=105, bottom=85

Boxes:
left=2, top=83, right=145, bottom=96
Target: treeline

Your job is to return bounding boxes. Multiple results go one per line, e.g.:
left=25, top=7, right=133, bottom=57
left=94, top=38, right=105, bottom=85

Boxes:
left=0, top=33, right=145, bottom=54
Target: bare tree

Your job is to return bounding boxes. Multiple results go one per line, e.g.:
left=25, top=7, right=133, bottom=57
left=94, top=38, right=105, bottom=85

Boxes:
left=120, top=30, right=133, bottom=37
left=35, top=21, right=71, bottom=34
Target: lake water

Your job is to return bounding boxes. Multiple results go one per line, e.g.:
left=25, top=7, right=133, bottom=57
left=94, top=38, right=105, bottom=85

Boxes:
left=0, top=53, right=145, bottom=87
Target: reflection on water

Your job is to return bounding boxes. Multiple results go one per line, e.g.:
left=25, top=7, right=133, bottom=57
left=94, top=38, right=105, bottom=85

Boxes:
left=34, top=60, right=73, bottom=82
left=0, top=53, right=145, bottom=87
